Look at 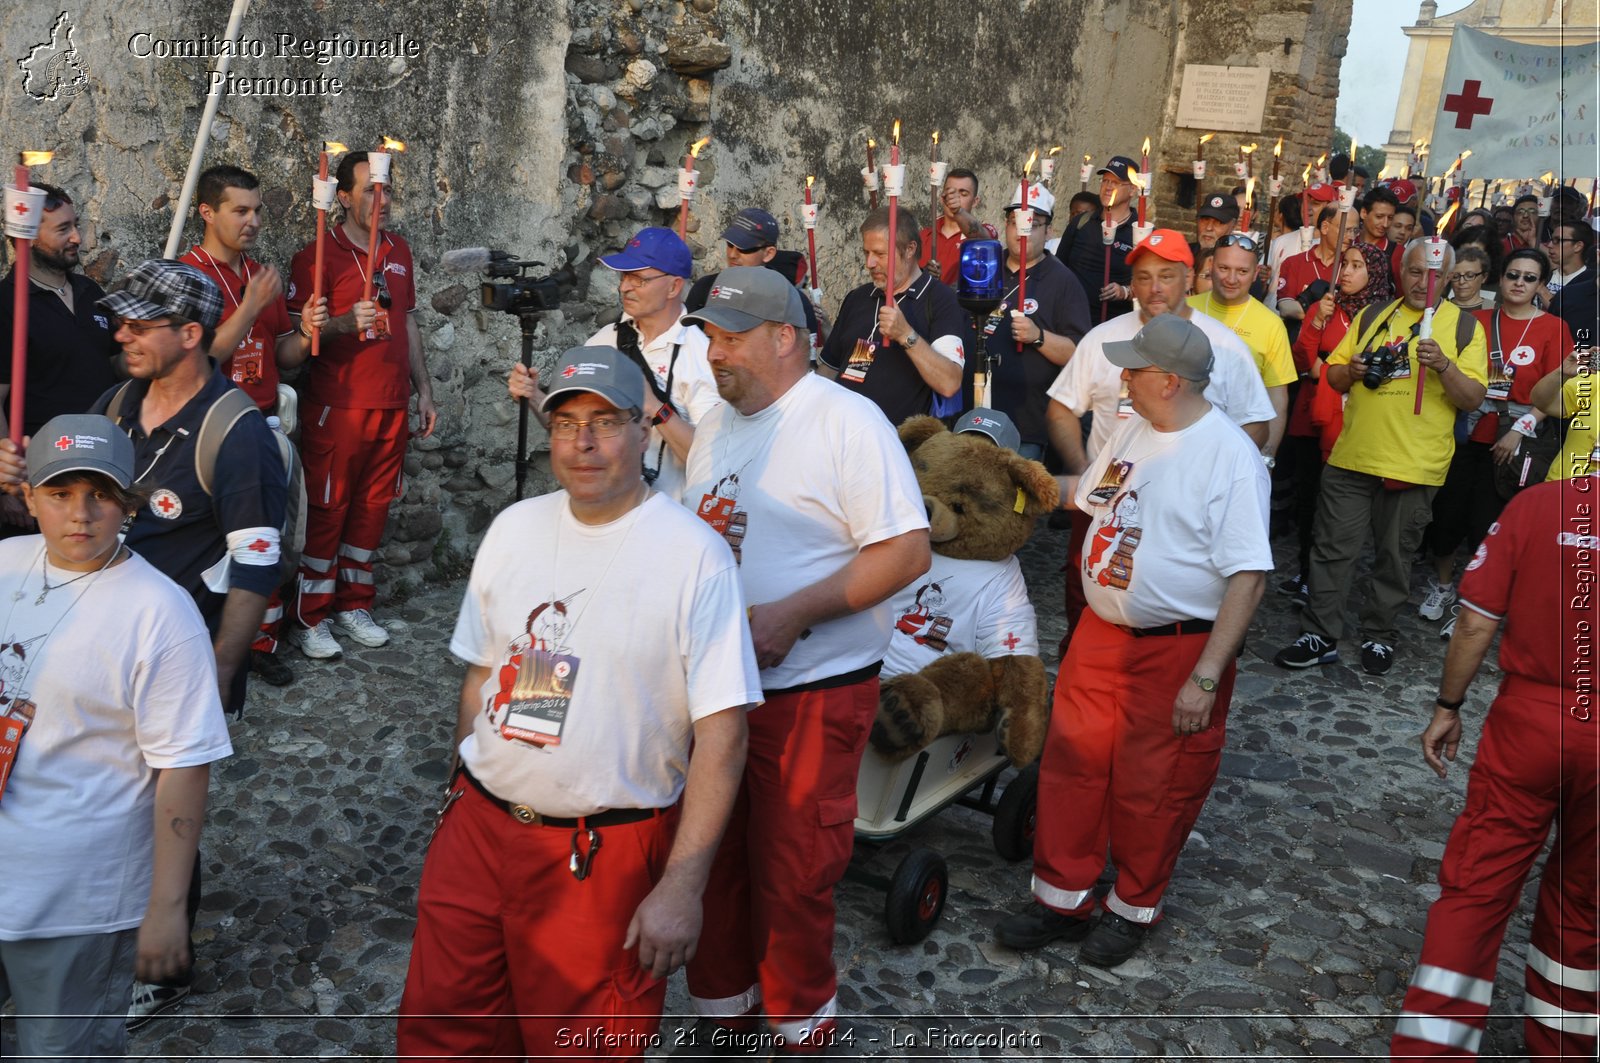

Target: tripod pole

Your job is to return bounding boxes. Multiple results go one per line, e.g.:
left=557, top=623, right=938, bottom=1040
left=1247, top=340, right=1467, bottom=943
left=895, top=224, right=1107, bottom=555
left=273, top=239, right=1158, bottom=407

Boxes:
left=514, top=312, right=539, bottom=501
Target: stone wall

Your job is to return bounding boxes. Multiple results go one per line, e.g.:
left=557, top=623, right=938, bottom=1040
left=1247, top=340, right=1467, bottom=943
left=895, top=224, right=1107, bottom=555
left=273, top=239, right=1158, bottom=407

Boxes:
left=1, top=0, right=1346, bottom=598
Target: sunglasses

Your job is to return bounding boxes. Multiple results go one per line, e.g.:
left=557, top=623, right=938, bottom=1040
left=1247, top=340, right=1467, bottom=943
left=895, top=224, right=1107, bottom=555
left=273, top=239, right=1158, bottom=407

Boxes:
left=1216, top=233, right=1259, bottom=253
left=114, top=317, right=190, bottom=337
left=1503, top=270, right=1542, bottom=283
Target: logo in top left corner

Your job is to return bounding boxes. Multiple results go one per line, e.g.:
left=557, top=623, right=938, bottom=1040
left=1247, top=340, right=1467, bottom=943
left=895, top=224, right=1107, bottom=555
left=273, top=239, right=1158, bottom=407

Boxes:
left=18, top=12, right=91, bottom=102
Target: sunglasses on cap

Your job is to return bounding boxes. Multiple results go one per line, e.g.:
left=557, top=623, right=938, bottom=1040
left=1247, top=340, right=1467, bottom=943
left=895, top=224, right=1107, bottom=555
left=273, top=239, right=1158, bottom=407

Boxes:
left=1215, top=233, right=1260, bottom=253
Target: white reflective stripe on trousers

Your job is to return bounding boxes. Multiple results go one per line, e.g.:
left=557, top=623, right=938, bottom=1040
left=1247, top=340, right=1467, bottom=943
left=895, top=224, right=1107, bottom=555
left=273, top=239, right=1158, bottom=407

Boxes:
left=1527, top=944, right=1600, bottom=992
left=1103, top=886, right=1161, bottom=925
left=1031, top=875, right=1093, bottom=912
left=1394, top=1013, right=1484, bottom=1052
left=689, top=984, right=761, bottom=1019
left=771, top=995, right=837, bottom=1043
left=1525, top=994, right=1600, bottom=1037
left=1411, top=963, right=1495, bottom=1006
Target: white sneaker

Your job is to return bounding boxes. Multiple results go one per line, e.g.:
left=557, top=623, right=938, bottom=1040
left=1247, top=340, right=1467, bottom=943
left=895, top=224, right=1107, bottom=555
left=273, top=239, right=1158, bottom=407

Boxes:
left=333, top=608, right=390, bottom=648
left=127, top=980, right=190, bottom=1029
left=1419, top=578, right=1456, bottom=621
left=288, top=619, right=343, bottom=659
left=1441, top=605, right=1460, bottom=641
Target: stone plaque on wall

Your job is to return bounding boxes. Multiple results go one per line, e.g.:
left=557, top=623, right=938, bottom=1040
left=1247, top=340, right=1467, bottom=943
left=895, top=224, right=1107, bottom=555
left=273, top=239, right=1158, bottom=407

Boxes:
left=1176, top=65, right=1271, bottom=133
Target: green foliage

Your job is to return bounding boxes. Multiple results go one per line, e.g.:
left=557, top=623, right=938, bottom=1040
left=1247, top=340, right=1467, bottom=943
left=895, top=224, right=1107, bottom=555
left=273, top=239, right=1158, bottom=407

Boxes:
left=1332, top=127, right=1388, bottom=175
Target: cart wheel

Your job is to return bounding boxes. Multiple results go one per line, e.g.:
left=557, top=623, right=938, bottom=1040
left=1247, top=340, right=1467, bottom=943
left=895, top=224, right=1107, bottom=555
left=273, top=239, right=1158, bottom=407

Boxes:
left=884, top=848, right=947, bottom=945
left=992, top=763, right=1039, bottom=862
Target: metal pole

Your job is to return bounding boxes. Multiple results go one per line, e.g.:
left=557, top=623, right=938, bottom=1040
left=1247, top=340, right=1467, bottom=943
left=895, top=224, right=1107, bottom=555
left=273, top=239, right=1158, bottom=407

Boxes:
left=163, top=0, right=251, bottom=258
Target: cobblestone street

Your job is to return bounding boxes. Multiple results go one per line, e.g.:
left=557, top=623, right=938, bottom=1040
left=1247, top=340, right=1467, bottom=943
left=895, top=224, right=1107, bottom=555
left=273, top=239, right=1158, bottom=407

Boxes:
left=108, top=519, right=1540, bottom=1060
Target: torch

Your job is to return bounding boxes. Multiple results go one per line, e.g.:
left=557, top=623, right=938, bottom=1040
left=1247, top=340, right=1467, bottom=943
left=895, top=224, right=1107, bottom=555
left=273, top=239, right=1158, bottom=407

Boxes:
left=678, top=136, right=709, bottom=242
left=884, top=121, right=904, bottom=308
left=1265, top=137, right=1284, bottom=239
left=1316, top=153, right=1329, bottom=186
left=309, top=141, right=348, bottom=358
left=1017, top=151, right=1037, bottom=353
left=1329, top=178, right=1360, bottom=288
left=1538, top=170, right=1556, bottom=218
left=1100, top=189, right=1118, bottom=323
left=1129, top=171, right=1153, bottom=248
left=1300, top=163, right=1313, bottom=251
left=1080, top=154, right=1092, bottom=191
left=361, top=137, right=405, bottom=317
left=1417, top=233, right=1448, bottom=414
left=927, top=131, right=948, bottom=276
left=863, top=138, right=880, bottom=211
left=1137, top=137, right=1151, bottom=228
left=1241, top=176, right=1257, bottom=235
left=802, top=176, right=822, bottom=328
left=1194, top=133, right=1213, bottom=182
left=1041, top=146, right=1062, bottom=186
left=5, top=152, right=51, bottom=445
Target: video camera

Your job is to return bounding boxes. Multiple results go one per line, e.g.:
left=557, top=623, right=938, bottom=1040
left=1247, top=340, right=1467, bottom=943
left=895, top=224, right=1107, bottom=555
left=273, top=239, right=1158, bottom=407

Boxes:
left=439, top=247, right=575, bottom=316
left=1296, top=279, right=1331, bottom=310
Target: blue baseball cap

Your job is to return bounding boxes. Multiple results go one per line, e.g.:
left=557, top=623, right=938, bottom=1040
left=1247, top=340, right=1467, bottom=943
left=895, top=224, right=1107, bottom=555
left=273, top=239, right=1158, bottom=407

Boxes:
left=721, top=208, right=780, bottom=251
left=600, top=227, right=693, bottom=279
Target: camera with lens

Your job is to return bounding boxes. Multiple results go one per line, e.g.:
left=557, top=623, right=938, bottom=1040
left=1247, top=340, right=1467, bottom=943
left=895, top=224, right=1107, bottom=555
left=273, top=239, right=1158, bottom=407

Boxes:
left=1362, top=339, right=1411, bottom=389
left=1296, top=279, right=1331, bottom=310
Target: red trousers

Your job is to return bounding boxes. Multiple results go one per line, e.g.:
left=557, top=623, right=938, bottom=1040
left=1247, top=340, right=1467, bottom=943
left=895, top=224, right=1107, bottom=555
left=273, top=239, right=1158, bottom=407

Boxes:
left=1391, top=680, right=1598, bottom=1060
left=251, top=586, right=286, bottom=654
left=397, top=778, right=677, bottom=1060
left=1033, top=610, right=1235, bottom=923
left=1057, top=510, right=1091, bottom=661
left=685, top=679, right=878, bottom=1048
left=294, top=405, right=406, bottom=628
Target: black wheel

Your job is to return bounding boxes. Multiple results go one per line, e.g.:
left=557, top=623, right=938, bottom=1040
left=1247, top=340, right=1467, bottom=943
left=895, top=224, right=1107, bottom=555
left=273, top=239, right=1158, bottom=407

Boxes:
left=991, top=762, right=1039, bottom=862
left=884, top=848, right=947, bottom=945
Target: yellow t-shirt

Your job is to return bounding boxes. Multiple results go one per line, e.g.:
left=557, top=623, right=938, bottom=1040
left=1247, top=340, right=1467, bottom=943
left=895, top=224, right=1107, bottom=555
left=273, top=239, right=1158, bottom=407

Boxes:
left=1548, top=373, right=1599, bottom=481
left=1186, top=294, right=1298, bottom=388
left=1325, top=300, right=1490, bottom=487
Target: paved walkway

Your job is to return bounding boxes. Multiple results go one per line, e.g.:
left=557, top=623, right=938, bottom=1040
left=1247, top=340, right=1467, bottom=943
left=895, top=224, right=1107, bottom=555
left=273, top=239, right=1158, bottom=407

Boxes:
left=109, top=520, right=1539, bottom=1060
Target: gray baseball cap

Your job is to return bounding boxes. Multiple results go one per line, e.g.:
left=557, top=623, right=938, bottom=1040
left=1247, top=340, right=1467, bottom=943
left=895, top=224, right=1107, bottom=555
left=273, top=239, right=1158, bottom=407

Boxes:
left=540, top=346, right=647, bottom=414
left=1104, top=314, right=1215, bottom=382
left=682, top=265, right=807, bottom=333
left=955, top=408, right=1022, bottom=453
left=29, top=414, right=135, bottom=488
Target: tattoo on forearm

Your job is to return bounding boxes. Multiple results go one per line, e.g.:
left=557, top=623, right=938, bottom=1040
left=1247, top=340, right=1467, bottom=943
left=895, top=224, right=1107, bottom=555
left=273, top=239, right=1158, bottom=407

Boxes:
left=170, top=816, right=199, bottom=840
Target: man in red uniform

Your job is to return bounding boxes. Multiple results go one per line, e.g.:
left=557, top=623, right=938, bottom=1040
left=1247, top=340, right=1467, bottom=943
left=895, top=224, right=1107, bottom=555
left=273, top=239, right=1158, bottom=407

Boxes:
left=180, top=164, right=329, bottom=686
left=1390, top=475, right=1599, bottom=1060
left=998, top=313, right=1271, bottom=967
left=917, top=168, right=998, bottom=286
left=284, top=150, right=438, bottom=660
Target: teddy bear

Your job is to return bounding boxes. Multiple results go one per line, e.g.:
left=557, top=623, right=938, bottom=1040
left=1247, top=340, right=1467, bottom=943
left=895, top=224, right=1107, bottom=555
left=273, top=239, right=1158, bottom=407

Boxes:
left=871, top=412, right=1060, bottom=767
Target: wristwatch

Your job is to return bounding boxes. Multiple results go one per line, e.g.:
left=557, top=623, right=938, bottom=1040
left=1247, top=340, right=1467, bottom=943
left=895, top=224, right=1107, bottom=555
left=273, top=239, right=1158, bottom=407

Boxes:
left=1262, top=454, right=1276, bottom=469
left=1191, top=674, right=1218, bottom=693
left=1027, top=329, right=1047, bottom=350
left=1434, top=695, right=1465, bottom=712
left=652, top=404, right=674, bottom=426
left=902, top=329, right=921, bottom=348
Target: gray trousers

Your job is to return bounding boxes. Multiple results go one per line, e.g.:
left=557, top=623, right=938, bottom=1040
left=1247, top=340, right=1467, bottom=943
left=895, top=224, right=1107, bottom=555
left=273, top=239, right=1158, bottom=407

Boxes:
left=0, top=929, right=136, bottom=1062
left=1301, top=464, right=1438, bottom=645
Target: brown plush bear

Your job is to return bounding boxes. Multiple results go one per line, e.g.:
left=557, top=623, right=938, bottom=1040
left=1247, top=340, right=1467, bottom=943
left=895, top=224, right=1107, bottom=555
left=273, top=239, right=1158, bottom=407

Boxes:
left=871, top=413, right=1060, bottom=767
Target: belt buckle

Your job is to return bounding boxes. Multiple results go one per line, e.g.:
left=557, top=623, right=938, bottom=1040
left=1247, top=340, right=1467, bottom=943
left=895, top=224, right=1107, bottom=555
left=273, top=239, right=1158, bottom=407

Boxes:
left=511, top=804, right=542, bottom=825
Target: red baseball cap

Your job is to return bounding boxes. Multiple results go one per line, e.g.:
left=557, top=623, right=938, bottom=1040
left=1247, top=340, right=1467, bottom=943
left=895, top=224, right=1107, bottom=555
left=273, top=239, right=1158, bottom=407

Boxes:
left=1305, top=183, right=1339, bottom=203
left=1386, top=179, right=1419, bottom=203
left=1127, top=228, right=1194, bottom=268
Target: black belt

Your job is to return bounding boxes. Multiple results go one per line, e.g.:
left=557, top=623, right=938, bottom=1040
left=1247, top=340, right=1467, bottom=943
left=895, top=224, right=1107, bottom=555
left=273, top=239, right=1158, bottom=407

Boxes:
left=1123, top=619, right=1215, bottom=638
left=458, top=768, right=664, bottom=828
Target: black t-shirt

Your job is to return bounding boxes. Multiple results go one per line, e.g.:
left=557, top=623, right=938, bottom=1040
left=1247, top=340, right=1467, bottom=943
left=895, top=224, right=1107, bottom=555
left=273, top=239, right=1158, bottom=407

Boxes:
left=1054, top=210, right=1135, bottom=321
left=981, top=256, right=1091, bottom=446
left=820, top=271, right=966, bottom=427
left=686, top=264, right=820, bottom=336
left=0, top=270, right=119, bottom=435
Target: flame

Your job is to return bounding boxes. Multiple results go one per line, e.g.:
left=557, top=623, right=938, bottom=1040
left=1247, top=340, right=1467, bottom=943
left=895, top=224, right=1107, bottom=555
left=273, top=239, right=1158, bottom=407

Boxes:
left=892, top=120, right=900, bottom=145
left=1316, top=153, right=1327, bottom=166
left=1273, top=137, right=1283, bottom=158
left=806, top=175, right=815, bottom=189
left=1242, top=143, right=1258, bottom=155
left=20, top=151, right=53, bottom=166
left=689, top=136, right=710, bottom=159
left=1460, top=149, right=1473, bottom=160
left=1438, top=202, right=1460, bottom=231
left=1024, top=149, right=1038, bottom=178
left=1128, top=171, right=1145, bottom=193
left=868, top=138, right=876, bottom=150
left=1349, top=136, right=1357, bottom=159
left=931, top=130, right=940, bottom=146
left=1141, top=136, right=1151, bottom=156
left=1245, top=176, right=1256, bottom=203
left=1107, top=188, right=1118, bottom=208
left=1302, top=164, right=1312, bottom=183
left=1084, top=153, right=1091, bottom=164
left=1541, top=170, right=1555, bottom=184
left=1199, top=133, right=1215, bottom=146
left=1378, top=164, right=1391, bottom=181
left=324, top=141, right=350, bottom=154
left=381, top=137, right=406, bottom=152
left=1049, top=146, right=1063, bottom=157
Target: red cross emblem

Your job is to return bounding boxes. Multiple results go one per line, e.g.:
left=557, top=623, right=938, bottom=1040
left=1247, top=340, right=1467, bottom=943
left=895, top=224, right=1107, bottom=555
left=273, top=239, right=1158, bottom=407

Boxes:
left=54, top=435, right=73, bottom=451
left=1002, top=633, right=1021, bottom=650
left=1443, top=80, right=1495, bottom=130
left=248, top=538, right=270, bottom=553
left=156, top=495, right=177, bottom=513
left=561, top=365, right=579, bottom=378
left=12, top=201, right=28, bottom=217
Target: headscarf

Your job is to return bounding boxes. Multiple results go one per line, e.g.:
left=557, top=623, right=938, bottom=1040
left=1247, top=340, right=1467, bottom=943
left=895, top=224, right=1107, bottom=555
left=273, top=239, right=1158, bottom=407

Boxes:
left=1337, top=242, right=1394, bottom=320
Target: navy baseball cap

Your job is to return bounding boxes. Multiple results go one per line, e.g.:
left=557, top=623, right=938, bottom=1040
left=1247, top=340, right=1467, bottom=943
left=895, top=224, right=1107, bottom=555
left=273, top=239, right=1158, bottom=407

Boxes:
left=98, top=259, right=224, bottom=329
left=1197, top=193, right=1239, bottom=222
left=600, top=227, right=693, bottom=279
left=1097, top=156, right=1138, bottom=182
left=721, top=208, right=780, bottom=251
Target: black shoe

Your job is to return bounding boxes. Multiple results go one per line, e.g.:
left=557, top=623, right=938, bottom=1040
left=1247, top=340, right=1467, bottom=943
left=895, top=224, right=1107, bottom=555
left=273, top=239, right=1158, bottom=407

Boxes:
left=1276, top=573, right=1304, bottom=596
left=1079, top=911, right=1151, bottom=968
left=250, top=649, right=294, bottom=687
left=1359, top=640, right=1395, bottom=676
left=995, top=904, right=1093, bottom=950
left=1273, top=632, right=1339, bottom=669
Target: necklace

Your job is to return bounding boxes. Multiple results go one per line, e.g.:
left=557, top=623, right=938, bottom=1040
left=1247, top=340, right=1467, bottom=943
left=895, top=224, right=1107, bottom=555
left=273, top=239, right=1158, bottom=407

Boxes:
left=26, top=544, right=124, bottom=605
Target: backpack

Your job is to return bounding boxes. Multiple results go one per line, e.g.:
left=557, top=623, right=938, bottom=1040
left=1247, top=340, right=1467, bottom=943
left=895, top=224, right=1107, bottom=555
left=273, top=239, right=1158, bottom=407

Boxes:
left=106, top=382, right=306, bottom=584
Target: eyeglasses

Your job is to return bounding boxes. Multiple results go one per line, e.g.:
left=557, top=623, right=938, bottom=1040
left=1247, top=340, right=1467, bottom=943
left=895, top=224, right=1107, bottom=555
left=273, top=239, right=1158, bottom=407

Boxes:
left=619, top=271, right=673, bottom=289
left=548, top=412, right=641, bottom=439
left=1503, top=270, right=1542, bottom=283
left=1215, top=233, right=1259, bottom=253
left=1515, top=208, right=1539, bottom=217
left=114, top=318, right=187, bottom=337
left=1544, top=234, right=1578, bottom=244
left=1124, top=367, right=1173, bottom=375
left=1450, top=270, right=1486, bottom=282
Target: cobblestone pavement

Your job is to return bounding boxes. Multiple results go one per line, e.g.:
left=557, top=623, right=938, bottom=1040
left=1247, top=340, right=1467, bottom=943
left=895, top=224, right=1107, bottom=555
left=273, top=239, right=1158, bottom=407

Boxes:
left=109, top=518, right=1544, bottom=1060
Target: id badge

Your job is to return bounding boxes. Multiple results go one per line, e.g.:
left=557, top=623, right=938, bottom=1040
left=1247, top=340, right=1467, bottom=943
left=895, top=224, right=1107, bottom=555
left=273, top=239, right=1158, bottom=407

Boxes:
left=364, top=307, right=392, bottom=341
left=1086, top=460, right=1133, bottom=506
left=698, top=493, right=735, bottom=535
left=0, top=710, right=31, bottom=805
left=502, top=648, right=580, bottom=747
left=232, top=334, right=268, bottom=387
left=1486, top=352, right=1512, bottom=401
left=842, top=338, right=874, bottom=383
left=982, top=309, right=1006, bottom=338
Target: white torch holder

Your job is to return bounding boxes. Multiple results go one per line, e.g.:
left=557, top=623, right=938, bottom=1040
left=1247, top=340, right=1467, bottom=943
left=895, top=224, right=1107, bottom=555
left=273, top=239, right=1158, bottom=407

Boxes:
left=881, top=164, right=906, bottom=198
left=1538, top=195, right=1553, bottom=217
left=1193, top=160, right=1206, bottom=180
left=1234, top=161, right=1248, bottom=180
left=1269, top=175, right=1284, bottom=196
left=1039, top=158, right=1057, bottom=184
left=1132, top=222, right=1154, bottom=246
left=1015, top=208, right=1034, bottom=237
left=2, top=186, right=46, bottom=240
left=861, top=166, right=880, bottom=193
left=800, top=202, right=818, bottom=230
left=311, top=176, right=338, bottom=212
left=367, top=151, right=392, bottom=185
left=1139, top=171, right=1153, bottom=195
left=1338, top=185, right=1359, bottom=212
left=928, top=160, right=949, bottom=190
left=1079, top=163, right=1093, bottom=185
left=1101, top=220, right=1116, bottom=246
left=677, top=168, right=699, bottom=199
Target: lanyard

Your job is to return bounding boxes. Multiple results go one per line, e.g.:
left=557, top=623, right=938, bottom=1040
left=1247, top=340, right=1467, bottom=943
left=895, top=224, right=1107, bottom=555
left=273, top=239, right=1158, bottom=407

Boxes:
left=192, top=247, right=250, bottom=312
left=1490, top=309, right=1535, bottom=365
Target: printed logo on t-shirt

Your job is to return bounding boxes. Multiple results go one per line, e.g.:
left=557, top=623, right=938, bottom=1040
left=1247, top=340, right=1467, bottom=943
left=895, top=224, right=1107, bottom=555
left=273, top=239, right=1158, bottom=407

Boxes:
left=697, top=469, right=749, bottom=563
left=1021, top=298, right=1039, bottom=316
left=93, top=313, right=110, bottom=331
left=149, top=488, right=183, bottom=520
left=1507, top=344, right=1537, bottom=369
left=490, top=593, right=585, bottom=749
left=0, top=637, right=41, bottom=731
left=385, top=262, right=408, bottom=278
left=894, top=579, right=954, bottom=653
left=1083, top=486, right=1144, bottom=590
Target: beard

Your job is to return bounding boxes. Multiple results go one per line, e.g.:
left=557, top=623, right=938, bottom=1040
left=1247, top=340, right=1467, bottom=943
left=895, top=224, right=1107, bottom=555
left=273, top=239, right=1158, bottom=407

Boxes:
left=32, top=242, right=80, bottom=273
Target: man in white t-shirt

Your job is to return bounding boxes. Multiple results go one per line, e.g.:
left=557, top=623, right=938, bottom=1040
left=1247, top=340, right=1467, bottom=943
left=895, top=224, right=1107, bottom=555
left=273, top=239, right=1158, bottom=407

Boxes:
left=507, top=227, right=721, bottom=500
left=998, top=314, right=1270, bottom=968
left=1044, top=228, right=1273, bottom=645
left=678, top=267, right=932, bottom=1051
left=400, top=347, right=760, bottom=1058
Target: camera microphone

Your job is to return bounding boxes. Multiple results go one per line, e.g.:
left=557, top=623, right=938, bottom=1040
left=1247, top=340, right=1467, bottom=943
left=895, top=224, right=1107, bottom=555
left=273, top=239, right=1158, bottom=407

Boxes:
left=439, top=247, right=505, bottom=273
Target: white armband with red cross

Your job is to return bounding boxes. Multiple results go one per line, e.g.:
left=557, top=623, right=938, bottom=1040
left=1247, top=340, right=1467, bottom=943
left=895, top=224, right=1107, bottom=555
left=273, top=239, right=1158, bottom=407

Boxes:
left=200, top=527, right=282, bottom=594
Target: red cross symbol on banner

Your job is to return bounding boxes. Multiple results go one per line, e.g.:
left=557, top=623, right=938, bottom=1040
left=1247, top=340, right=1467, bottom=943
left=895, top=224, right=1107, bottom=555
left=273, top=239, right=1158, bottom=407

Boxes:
left=1443, top=80, right=1495, bottom=130
left=156, top=495, right=177, bottom=513
left=248, top=538, right=270, bottom=553
left=1002, top=633, right=1020, bottom=650
left=561, top=365, right=579, bottom=377
left=54, top=436, right=73, bottom=451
